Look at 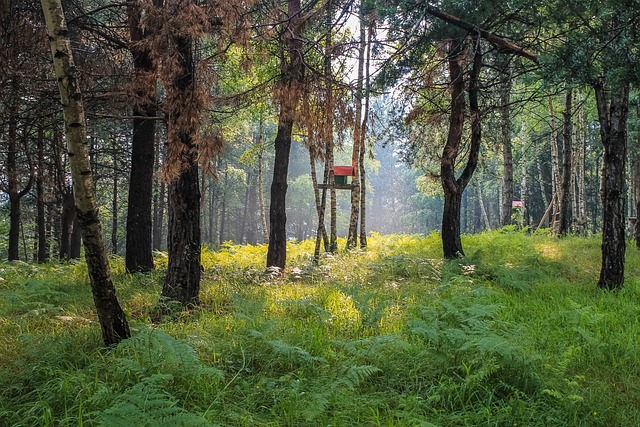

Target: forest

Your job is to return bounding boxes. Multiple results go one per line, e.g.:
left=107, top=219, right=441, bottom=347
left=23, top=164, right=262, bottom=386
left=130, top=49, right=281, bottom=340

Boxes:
left=2, top=0, right=640, bottom=425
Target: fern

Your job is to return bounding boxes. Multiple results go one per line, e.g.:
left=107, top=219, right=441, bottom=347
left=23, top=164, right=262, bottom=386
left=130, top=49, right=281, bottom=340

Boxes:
left=110, top=328, right=223, bottom=382
left=337, top=364, right=382, bottom=390
left=266, top=339, right=327, bottom=365
left=99, top=374, right=217, bottom=427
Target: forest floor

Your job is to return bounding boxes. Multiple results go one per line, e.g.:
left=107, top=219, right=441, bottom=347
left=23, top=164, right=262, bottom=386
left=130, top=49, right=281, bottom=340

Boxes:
left=1, top=230, right=640, bottom=426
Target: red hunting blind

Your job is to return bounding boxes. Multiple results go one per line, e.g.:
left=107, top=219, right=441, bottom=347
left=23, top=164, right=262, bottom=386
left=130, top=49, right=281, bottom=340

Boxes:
left=317, top=164, right=356, bottom=190
left=333, top=165, right=355, bottom=188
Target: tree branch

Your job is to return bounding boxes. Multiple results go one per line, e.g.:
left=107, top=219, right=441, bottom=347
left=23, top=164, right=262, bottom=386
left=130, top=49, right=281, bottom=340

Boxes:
left=424, top=4, right=538, bottom=63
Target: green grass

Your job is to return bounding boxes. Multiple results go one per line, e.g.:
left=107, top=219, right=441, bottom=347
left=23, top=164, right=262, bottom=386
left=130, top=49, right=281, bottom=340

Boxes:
left=1, top=230, right=639, bottom=426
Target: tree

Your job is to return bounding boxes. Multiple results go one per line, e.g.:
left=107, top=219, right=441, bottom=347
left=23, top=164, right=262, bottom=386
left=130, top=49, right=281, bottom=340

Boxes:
left=41, top=0, right=130, bottom=345
left=157, top=1, right=204, bottom=306
left=542, top=1, right=640, bottom=288
left=266, top=0, right=306, bottom=270
left=125, top=0, right=161, bottom=273
left=440, top=37, right=482, bottom=258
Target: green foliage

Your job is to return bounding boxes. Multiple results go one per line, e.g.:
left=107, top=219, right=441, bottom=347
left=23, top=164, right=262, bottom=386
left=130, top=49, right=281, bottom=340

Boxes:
left=2, top=232, right=640, bottom=426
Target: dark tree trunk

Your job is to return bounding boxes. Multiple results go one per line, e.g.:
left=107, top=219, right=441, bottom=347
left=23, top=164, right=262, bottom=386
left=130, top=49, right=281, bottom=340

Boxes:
left=152, top=136, right=164, bottom=251
left=267, top=117, right=294, bottom=269
left=125, top=0, right=157, bottom=273
left=558, top=88, right=573, bottom=236
left=266, top=0, right=304, bottom=270
left=4, top=98, right=34, bottom=261
left=36, top=126, right=48, bottom=263
left=442, top=191, right=463, bottom=257
left=8, top=194, right=21, bottom=261
left=125, top=109, right=155, bottom=271
left=70, top=216, right=81, bottom=259
left=111, top=145, right=119, bottom=255
left=59, top=190, right=75, bottom=259
left=160, top=33, right=201, bottom=306
left=153, top=179, right=165, bottom=251
left=162, top=161, right=201, bottom=305
left=594, top=82, right=629, bottom=290
left=440, top=38, right=482, bottom=259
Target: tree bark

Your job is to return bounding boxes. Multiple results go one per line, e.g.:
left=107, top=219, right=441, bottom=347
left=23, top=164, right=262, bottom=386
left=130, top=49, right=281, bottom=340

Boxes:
left=219, top=166, right=228, bottom=245
left=36, top=126, right=48, bottom=263
left=499, top=66, right=513, bottom=227
left=359, top=17, right=372, bottom=249
left=257, top=126, right=269, bottom=244
left=267, top=116, right=293, bottom=269
left=162, top=161, right=201, bottom=305
left=160, top=32, right=201, bottom=305
left=594, top=81, right=629, bottom=290
left=311, top=151, right=328, bottom=262
left=70, top=215, right=81, bottom=259
left=636, top=104, right=640, bottom=248
left=440, top=38, right=482, bottom=259
left=125, top=0, right=158, bottom=273
left=346, top=5, right=366, bottom=250
left=558, top=87, right=573, bottom=236
left=576, top=92, right=587, bottom=235
left=266, top=0, right=304, bottom=270
left=42, top=0, right=130, bottom=345
left=152, top=134, right=165, bottom=251
left=111, top=142, right=119, bottom=255
left=548, top=96, right=561, bottom=234
left=4, top=82, right=34, bottom=261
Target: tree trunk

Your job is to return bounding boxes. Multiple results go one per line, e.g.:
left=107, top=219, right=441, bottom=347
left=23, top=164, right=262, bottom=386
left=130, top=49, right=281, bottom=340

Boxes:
left=548, top=96, right=561, bottom=234
left=359, top=18, right=372, bottom=249
left=311, top=151, right=329, bottom=262
left=266, top=0, right=304, bottom=270
left=476, top=180, right=491, bottom=230
left=42, top=0, right=130, bottom=345
left=558, top=87, right=573, bottom=236
left=267, top=117, right=293, bottom=269
left=125, top=0, right=157, bottom=273
left=152, top=137, right=164, bottom=251
left=162, top=161, right=201, bottom=305
left=636, top=104, right=640, bottom=248
left=520, top=148, right=528, bottom=228
left=440, top=38, right=482, bottom=259
left=59, top=190, right=75, bottom=259
left=4, top=91, right=34, bottom=261
left=70, top=215, right=81, bottom=259
left=240, top=170, right=253, bottom=244
left=111, top=145, right=119, bottom=255
left=246, top=169, right=258, bottom=245
left=499, top=65, right=513, bottom=227
left=36, top=126, right=48, bottom=263
left=346, top=6, right=366, bottom=250
left=576, top=92, right=587, bottom=235
left=594, top=81, right=629, bottom=290
left=161, top=32, right=201, bottom=305
left=219, top=166, right=228, bottom=245
left=257, top=130, right=269, bottom=244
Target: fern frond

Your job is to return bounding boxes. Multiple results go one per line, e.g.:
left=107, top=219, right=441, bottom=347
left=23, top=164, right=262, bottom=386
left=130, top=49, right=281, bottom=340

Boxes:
left=99, top=374, right=217, bottom=427
left=338, top=365, right=382, bottom=390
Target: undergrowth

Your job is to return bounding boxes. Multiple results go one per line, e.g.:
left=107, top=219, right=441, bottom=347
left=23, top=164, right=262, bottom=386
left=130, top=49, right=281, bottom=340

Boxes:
left=1, top=230, right=639, bottom=426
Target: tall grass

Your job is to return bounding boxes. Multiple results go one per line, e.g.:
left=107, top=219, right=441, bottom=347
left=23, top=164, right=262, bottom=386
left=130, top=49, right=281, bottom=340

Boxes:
left=1, top=230, right=639, bottom=426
